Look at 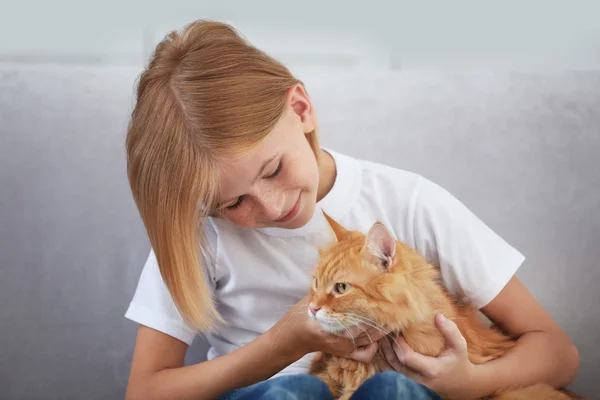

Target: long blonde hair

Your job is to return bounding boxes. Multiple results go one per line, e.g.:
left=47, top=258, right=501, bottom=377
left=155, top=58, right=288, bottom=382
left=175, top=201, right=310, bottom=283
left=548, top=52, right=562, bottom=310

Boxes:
left=126, top=20, right=319, bottom=332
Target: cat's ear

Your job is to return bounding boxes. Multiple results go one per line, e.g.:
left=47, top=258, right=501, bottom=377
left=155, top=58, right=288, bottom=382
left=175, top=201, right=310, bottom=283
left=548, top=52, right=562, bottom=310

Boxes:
left=363, top=222, right=396, bottom=270
left=323, top=212, right=348, bottom=241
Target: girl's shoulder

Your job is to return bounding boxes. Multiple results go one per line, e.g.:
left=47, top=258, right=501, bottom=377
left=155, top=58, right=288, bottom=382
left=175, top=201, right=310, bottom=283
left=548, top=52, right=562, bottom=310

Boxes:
left=333, top=149, right=525, bottom=308
left=323, top=149, right=424, bottom=220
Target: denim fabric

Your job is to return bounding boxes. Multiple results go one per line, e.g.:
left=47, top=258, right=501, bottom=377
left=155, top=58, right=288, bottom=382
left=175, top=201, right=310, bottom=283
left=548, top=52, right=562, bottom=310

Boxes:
left=218, top=371, right=441, bottom=399
left=351, top=371, right=442, bottom=399
left=218, top=374, right=332, bottom=400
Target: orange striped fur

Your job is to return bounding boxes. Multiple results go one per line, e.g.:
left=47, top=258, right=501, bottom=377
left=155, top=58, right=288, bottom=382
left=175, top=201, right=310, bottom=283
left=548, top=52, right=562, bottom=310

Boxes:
left=308, top=215, right=579, bottom=400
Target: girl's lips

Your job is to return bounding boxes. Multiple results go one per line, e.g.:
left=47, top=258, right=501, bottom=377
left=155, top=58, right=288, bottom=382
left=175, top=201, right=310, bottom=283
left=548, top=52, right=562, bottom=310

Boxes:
left=276, top=193, right=302, bottom=223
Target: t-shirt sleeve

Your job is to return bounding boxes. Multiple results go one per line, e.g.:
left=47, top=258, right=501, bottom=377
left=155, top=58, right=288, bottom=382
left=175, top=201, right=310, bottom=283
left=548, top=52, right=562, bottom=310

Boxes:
left=411, top=176, right=525, bottom=308
left=124, top=220, right=218, bottom=345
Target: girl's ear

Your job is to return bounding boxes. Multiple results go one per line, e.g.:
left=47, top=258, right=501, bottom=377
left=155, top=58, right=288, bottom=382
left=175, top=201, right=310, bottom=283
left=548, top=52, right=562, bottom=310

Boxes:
left=287, top=84, right=315, bottom=133
left=362, top=222, right=396, bottom=270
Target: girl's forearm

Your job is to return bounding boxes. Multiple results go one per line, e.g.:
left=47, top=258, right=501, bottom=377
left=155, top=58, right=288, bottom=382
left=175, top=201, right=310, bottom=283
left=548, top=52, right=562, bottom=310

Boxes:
left=469, top=330, right=579, bottom=398
left=127, top=328, right=300, bottom=400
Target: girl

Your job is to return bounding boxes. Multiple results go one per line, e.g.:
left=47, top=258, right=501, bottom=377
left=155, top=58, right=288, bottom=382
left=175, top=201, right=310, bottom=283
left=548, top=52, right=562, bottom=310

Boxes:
left=123, top=20, right=579, bottom=400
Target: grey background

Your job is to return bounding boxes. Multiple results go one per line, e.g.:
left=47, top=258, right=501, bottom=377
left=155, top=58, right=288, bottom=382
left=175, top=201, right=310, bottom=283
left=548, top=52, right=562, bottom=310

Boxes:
left=1, top=64, right=599, bottom=399
left=3, top=4, right=600, bottom=399
left=2, top=1, right=600, bottom=71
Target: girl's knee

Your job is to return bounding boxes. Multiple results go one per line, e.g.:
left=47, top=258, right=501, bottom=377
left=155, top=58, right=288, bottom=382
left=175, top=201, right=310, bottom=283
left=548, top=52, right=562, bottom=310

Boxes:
left=263, top=374, right=331, bottom=400
left=353, top=371, right=441, bottom=400
left=369, top=370, right=405, bottom=385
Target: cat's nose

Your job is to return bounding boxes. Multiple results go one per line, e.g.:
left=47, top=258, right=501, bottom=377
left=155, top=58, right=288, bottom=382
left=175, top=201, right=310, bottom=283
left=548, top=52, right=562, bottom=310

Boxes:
left=309, top=305, right=321, bottom=316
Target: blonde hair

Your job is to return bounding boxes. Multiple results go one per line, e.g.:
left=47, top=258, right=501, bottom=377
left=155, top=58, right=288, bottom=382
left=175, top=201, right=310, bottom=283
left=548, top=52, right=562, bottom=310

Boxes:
left=126, top=20, right=319, bottom=331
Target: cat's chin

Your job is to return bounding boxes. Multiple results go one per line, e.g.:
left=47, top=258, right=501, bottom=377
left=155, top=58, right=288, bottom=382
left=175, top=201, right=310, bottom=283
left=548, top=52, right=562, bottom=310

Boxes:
left=316, top=318, right=361, bottom=336
left=318, top=321, right=346, bottom=334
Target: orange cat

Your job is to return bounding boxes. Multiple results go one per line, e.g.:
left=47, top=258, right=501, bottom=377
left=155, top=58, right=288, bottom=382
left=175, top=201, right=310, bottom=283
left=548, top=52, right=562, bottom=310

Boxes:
left=308, top=214, right=580, bottom=400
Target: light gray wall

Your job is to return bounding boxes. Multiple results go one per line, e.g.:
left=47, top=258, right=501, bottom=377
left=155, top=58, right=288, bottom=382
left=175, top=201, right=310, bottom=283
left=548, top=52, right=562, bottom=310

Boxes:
left=1, top=1, right=600, bottom=71
left=1, top=3, right=600, bottom=398
left=1, top=64, right=598, bottom=400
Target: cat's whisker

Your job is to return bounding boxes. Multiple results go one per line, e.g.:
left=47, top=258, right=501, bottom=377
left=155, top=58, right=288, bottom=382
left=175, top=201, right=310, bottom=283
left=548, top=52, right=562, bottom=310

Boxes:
left=345, top=314, right=388, bottom=333
left=334, top=319, right=357, bottom=347
left=281, top=305, right=311, bottom=308
left=345, top=316, right=385, bottom=339
left=362, top=326, right=374, bottom=344
left=343, top=314, right=392, bottom=338
left=273, top=312, right=305, bottom=318
left=334, top=316, right=375, bottom=345
left=268, top=311, right=310, bottom=358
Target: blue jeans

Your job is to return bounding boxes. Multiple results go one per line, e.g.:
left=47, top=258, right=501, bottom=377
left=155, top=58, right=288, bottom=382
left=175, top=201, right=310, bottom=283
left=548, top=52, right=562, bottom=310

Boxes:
left=218, top=371, right=441, bottom=399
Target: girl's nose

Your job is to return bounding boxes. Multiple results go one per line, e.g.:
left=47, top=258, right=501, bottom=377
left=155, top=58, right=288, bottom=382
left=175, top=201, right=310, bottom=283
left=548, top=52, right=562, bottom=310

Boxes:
left=255, top=188, right=285, bottom=220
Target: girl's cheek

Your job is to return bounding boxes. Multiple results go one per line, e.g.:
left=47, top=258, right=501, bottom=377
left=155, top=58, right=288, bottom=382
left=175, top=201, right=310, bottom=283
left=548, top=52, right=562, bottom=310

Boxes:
left=283, top=160, right=305, bottom=189
left=223, top=205, right=254, bottom=228
left=238, top=204, right=259, bottom=227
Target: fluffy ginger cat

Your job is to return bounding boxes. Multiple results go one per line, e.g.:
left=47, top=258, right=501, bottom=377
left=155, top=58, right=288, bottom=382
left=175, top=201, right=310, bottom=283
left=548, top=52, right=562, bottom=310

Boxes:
left=307, top=214, right=580, bottom=400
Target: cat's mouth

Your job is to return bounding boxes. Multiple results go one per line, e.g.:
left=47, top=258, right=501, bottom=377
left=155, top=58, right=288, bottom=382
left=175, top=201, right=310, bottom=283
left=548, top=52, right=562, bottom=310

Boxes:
left=310, top=309, right=361, bottom=335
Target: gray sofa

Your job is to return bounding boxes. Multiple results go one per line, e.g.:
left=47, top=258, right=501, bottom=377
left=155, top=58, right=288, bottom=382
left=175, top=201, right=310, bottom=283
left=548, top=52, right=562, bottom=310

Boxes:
left=1, top=64, right=598, bottom=399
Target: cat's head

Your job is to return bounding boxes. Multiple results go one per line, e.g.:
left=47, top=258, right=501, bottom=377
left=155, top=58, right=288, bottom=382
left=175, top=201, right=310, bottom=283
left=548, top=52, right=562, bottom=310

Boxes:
left=308, top=214, right=440, bottom=335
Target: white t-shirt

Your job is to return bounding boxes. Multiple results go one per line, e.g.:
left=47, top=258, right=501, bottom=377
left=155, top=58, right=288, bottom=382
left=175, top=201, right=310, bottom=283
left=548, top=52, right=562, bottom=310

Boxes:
left=124, top=149, right=525, bottom=377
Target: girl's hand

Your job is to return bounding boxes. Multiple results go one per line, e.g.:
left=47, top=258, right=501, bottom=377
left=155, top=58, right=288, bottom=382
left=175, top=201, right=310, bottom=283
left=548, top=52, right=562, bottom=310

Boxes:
left=377, top=313, right=479, bottom=400
left=271, top=295, right=386, bottom=363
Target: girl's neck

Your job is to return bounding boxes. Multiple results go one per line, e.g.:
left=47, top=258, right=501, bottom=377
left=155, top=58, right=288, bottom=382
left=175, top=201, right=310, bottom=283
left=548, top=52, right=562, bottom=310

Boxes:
left=316, top=149, right=336, bottom=202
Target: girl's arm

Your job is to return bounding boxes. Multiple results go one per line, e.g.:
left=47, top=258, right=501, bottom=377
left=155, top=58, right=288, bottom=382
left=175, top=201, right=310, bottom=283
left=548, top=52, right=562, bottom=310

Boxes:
left=470, top=276, right=580, bottom=395
left=125, top=324, right=297, bottom=400
left=378, top=276, right=580, bottom=399
left=125, top=296, right=384, bottom=400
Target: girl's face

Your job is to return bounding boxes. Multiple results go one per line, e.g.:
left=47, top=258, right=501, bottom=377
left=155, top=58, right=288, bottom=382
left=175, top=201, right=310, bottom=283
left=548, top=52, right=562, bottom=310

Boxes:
left=216, top=85, right=322, bottom=229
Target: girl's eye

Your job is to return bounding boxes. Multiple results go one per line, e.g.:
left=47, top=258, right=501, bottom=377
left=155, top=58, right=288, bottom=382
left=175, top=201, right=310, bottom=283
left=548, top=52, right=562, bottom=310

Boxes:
left=226, top=196, right=244, bottom=210
left=264, top=161, right=282, bottom=179
left=334, top=282, right=351, bottom=294
left=224, top=161, right=281, bottom=211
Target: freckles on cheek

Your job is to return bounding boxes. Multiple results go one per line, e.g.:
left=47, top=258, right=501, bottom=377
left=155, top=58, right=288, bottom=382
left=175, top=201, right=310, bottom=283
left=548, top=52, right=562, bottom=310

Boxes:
left=258, top=186, right=274, bottom=198
left=286, top=163, right=309, bottom=191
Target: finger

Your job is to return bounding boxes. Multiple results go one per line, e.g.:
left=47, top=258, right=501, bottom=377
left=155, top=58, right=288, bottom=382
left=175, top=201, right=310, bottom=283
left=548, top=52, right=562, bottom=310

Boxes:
left=392, top=335, right=439, bottom=379
left=348, top=325, right=365, bottom=338
left=354, top=335, right=372, bottom=347
left=382, top=337, right=426, bottom=382
left=380, top=336, right=406, bottom=372
left=354, top=329, right=384, bottom=347
left=434, top=313, right=467, bottom=353
left=375, top=348, right=394, bottom=371
left=349, top=342, right=379, bottom=363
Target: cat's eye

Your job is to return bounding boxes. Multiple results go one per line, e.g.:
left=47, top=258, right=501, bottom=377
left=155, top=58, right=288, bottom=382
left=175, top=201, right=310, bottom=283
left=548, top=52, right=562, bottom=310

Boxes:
left=333, top=282, right=351, bottom=294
